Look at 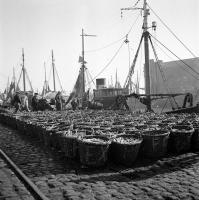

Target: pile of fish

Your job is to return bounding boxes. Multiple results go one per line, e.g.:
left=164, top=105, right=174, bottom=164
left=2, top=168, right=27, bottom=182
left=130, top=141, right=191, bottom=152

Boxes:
left=80, top=137, right=110, bottom=145
left=113, top=136, right=141, bottom=144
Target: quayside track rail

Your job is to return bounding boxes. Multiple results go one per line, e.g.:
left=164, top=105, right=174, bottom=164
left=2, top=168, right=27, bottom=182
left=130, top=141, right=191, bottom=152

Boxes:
left=0, top=149, right=49, bottom=200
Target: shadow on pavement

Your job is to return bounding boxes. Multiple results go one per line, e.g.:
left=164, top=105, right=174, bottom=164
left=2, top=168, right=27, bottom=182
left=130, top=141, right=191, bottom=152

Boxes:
left=75, top=151, right=199, bottom=183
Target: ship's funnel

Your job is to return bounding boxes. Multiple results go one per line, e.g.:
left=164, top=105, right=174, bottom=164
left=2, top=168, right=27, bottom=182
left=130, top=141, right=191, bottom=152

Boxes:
left=96, top=78, right=106, bottom=89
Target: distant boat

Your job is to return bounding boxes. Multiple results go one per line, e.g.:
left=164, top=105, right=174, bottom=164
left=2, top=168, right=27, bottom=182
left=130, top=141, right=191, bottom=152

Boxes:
left=93, top=78, right=129, bottom=109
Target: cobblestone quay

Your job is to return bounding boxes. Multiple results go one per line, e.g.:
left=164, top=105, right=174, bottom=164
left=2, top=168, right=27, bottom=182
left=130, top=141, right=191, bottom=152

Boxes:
left=0, top=124, right=199, bottom=199
left=0, top=157, right=35, bottom=200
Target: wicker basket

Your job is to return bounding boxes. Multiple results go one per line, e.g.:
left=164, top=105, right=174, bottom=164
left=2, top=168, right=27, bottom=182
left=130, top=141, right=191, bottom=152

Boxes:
left=191, top=126, right=199, bottom=150
left=63, top=135, right=78, bottom=159
left=78, top=135, right=111, bottom=167
left=110, top=134, right=142, bottom=166
left=169, top=125, right=194, bottom=153
left=141, top=130, right=170, bottom=158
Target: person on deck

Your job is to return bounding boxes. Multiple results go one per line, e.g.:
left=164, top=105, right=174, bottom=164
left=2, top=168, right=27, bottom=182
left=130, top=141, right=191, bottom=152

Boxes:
left=71, top=98, right=78, bottom=110
left=23, top=92, right=30, bottom=112
left=13, top=92, right=21, bottom=113
left=55, top=91, right=63, bottom=111
left=31, top=93, right=39, bottom=111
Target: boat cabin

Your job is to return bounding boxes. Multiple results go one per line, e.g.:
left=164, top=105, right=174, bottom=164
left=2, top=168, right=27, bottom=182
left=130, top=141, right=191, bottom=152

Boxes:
left=93, top=87, right=129, bottom=108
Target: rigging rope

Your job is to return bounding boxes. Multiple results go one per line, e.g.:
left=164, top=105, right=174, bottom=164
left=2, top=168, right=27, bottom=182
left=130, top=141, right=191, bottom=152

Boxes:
left=85, top=69, right=91, bottom=90
left=55, top=67, right=63, bottom=91
left=126, top=35, right=132, bottom=92
left=151, top=35, right=199, bottom=81
left=47, top=63, right=52, bottom=85
left=87, top=70, right=96, bottom=87
left=85, top=13, right=140, bottom=53
left=147, top=3, right=199, bottom=59
left=149, top=35, right=179, bottom=109
left=85, top=37, right=125, bottom=53
left=137, top=40, right=143, bottom=93
left=16, top=69, right=22, bottom=91
left=153, top=29, right=158, bottom=94
left=25, top=69, right=33, bottom=92
left=160, top=97, right=169, bottom=114
left=133, top=0, right=142, bottom=8
left=124, top=35, right=144, bottom=88
left=150, top=34, right=199, bottom=77
left=86, top=41, right=125, bottom=87
left=127, top=13, right=141, bottom=35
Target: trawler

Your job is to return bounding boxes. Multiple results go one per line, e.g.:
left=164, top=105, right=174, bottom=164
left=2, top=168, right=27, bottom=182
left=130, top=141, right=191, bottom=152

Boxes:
left=67, top=0, right=199, bottom=113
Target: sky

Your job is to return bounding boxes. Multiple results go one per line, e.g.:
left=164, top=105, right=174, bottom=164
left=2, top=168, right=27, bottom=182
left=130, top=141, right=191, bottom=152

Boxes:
left=0, top=0, right=199, bottom=94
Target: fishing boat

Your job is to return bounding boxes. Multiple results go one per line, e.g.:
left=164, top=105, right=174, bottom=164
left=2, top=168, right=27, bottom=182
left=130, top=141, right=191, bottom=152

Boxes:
left=66, top=29, right=130, bottom=109
left=68, top=0, right=199, bottom=113
left=42, top=50, right=68, bottom=105
left=101, top=0, right=199, bottom=113
left=119, top=0, right=199, bottom=113
left=16, top=49, right=34, bottom=94
left=66, top=29, right=98, bottom=109
left=93, top=78, right=129, bottom=109
left=6, top=49, right=34, bottom=104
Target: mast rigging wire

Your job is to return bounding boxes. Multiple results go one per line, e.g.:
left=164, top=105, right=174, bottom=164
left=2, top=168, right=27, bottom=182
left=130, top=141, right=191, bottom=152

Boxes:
left=150, top=34, right=199, bottom=77
left=86, top=41, right=125, bottom=87
left=85, top=37, right=125, bottom=53
left=85, top=13, right=140, bottom=53
left=149, top=35, right=179, bottom=109
left=16, top=69, right=22, bottom=91
left=133, top=0, right=142, bottom=8
left=147, top=3, right=199, bottom=59
left=85, top=69, right=91, bottom=90
left=47, top=63, right=52, bottom=86
left=55, top=67, right=63, bottom=91
left=160, top=97, right=169, bottom=113
left=126, top=13, right=141, bottom=35
left=87, top=69, right=96, bottom=87
left=151, top=36, right=199, bottom=81
left=25, top=69, right=33, bottom=92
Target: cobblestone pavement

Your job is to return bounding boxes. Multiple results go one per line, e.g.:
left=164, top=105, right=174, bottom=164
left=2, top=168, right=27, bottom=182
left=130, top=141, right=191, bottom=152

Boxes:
left=0, top=158, right=35, bottom=200
left=0, top=124, right=199, bottom=199
left=0, top=125, right=75, bottom=178
left=32, top=152, right=199, bottom=200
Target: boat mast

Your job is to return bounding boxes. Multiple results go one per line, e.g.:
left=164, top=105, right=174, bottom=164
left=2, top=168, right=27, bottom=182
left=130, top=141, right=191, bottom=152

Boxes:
left=22, top=48, right=26, bottom=92
left=80, top=29, right=96, bottom=100
left=13, top=67, right=16, bottom=91
left=51, top=50, right=56, bottom=92
left=6, top=77, right=9, bottom=96
left=81, top=29, right=85, bottom=95
left=43, top=62, right=47, bottom=95
left=143, top=0, right=151, bottom=111
left=44, top=62, right=47, bottom=85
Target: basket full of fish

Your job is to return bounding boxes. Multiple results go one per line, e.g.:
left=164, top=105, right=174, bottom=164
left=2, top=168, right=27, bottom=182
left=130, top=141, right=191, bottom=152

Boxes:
left=77, top=135, right=111, bottom=167
left=110, top=133, right=143, bottom=166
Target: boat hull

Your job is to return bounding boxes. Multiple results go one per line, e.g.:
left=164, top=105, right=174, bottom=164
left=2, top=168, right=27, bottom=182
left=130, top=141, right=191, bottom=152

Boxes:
left=166, top=105, right=199, bottom=114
